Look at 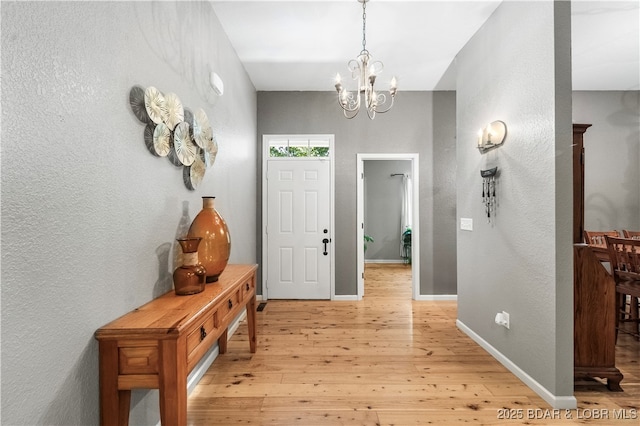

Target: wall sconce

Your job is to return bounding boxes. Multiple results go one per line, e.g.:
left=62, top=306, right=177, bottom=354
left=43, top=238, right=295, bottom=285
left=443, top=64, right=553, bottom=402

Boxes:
left=477, top=120, right=507, bottom=154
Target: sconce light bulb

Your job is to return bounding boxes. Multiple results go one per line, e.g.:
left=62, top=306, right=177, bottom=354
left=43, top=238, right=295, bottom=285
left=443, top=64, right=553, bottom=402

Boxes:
left=335, top=73, right=342, bottom=84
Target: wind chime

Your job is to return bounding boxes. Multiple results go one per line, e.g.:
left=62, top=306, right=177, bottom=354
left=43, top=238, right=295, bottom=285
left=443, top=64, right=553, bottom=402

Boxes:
left=481, top=167, right=498, bottom=222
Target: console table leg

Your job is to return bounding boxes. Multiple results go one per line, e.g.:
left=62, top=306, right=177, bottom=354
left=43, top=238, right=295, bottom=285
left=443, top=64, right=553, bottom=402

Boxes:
left=158, top=339, right=187, bottom=426
left=247, top=295, right=257, bottom=353
left=99, top=340, right=131, bottom=426
left=219, top=329, right=228, bottom=354
left=118, top=390, right=131, bottom=426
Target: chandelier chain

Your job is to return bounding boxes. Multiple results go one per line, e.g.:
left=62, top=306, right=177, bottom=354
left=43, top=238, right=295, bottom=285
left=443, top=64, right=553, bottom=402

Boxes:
left=361, top=0, right=367, bottom=54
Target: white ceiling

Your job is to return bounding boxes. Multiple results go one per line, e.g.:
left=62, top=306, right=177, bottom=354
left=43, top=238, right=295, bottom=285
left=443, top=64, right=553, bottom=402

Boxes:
left=210, top=0, right=640, bottom=91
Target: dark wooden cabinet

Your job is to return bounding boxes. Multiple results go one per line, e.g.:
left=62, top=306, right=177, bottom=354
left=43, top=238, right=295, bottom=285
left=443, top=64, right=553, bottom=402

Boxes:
left=573, top=244, right=623, bottom=390
left=573, top=123, right=592, bottom=244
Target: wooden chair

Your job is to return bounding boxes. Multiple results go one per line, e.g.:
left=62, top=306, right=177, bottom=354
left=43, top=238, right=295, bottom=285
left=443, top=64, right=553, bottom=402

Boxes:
left=584, top=230, right=619, bottom=247
left=622, top=230, right=640, bottom=240
left=605, top=236, right=640, bottom=341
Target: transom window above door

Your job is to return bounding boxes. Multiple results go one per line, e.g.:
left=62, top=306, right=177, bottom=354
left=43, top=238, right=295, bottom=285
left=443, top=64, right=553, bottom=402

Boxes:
left=268, top=137, right=330, bottom=158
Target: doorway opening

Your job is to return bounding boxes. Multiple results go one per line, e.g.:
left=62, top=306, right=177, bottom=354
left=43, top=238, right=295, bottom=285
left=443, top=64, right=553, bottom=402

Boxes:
left=356, top=153, right=420, bottom=300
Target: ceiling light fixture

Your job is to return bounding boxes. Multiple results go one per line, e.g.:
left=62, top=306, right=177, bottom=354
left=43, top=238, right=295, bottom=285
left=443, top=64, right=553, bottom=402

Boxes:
left=334, top=0, right=397, bottom=119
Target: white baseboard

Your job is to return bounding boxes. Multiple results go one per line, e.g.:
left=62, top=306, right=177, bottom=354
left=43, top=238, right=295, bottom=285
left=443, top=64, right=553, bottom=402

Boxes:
left=415, top=294, right=457, bottom=301
left=456, top=319, right=577, bottom=409
left=365, top=259, right=407, bottom=264
left=186, top=309, right=248, bottom=395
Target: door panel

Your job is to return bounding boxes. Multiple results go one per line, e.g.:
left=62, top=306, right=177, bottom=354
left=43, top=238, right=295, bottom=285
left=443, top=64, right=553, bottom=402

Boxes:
left=267, top=160, right=330, bottom=299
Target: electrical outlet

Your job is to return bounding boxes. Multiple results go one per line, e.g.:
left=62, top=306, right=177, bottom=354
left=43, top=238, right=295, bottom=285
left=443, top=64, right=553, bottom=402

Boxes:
left=495, top=311, right=510, bottom=329
left=460, top=218, right=473, bottom=231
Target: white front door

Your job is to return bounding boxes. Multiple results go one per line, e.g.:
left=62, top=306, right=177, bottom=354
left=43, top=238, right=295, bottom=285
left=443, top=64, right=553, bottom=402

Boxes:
left=266, top=159, right=331, bottom=299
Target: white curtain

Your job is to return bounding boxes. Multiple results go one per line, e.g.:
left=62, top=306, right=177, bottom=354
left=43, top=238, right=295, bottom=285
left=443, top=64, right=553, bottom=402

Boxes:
left=400, top=174, right=412, bottom=255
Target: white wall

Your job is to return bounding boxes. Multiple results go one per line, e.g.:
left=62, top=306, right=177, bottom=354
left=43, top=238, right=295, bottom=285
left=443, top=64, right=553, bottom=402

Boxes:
left=455, top=0, right=574, bottom=407
left=1, top=2, right=257, bottom=424
left=573, top=91, right=640, bottom=231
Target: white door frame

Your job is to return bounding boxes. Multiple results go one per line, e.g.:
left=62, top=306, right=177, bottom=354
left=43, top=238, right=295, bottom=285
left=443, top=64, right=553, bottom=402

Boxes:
left=262, top=134, right=335, bottom=300
left=357, top=153, right=420, bottom=300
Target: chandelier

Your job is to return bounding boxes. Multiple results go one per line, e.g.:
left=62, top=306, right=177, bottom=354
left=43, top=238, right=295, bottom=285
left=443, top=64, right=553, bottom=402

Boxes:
left=334, top=0, right=397, bottom=119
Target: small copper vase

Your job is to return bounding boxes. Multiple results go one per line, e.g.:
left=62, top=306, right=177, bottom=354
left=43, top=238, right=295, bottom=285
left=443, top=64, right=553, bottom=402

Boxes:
left=173, top=237, right=206, bottom=295
left=188, top=197, right=231, bottom=283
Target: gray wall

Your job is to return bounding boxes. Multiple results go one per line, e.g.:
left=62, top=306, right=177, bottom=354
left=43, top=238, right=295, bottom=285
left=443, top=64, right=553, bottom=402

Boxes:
left=455, top=0, right=574, bottom=403
left=573, top=91, right=640, bottom=232
left=364, top=160, right=411, bottom=262
left=1, top=2, right=257, bottom=425
left=257, top=91, right=458, bottom=296
left=432, top=92, right=459, bottom=294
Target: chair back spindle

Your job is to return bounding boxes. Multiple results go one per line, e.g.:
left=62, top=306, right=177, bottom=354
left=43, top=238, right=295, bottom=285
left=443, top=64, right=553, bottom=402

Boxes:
left=584, top=230, right=619, bottom=248
left=606, top=237, right=640, bottom=278
left=622, top=230, right=640, bottom=240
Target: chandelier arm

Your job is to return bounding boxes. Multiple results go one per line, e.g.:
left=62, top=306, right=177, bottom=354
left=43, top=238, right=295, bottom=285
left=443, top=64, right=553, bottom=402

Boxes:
left=337, top=90, right=362, bottom=113
left=372, top=92, right=395, bottom=114
left=366, top=108, right=375, bottom=120
left=344, top=109, right=359, bottom=119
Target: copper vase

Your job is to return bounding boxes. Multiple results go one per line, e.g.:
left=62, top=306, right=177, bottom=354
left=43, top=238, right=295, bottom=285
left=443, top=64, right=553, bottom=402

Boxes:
left=173, top=237, right=206, bottom=295
left=188, top=196, right=231, bottom=282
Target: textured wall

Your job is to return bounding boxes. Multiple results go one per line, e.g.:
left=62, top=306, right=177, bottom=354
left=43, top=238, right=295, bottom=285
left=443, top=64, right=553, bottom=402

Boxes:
left=455, top=0, right=574, bottom=401
left=432, top=92, right=458, bottom=294
left=257, top=91, right=457, bottom=296
left=573, top=91, right=640, bottom=231
left=1, top=2, right=257, bottom=425
left=364, top=160, right=412, bottom=262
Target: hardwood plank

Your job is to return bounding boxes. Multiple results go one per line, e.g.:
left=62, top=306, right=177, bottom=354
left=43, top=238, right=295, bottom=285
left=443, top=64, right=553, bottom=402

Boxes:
left=196, top=382, right=492, bottom=398
left=259, top=395, right=535, bottom=411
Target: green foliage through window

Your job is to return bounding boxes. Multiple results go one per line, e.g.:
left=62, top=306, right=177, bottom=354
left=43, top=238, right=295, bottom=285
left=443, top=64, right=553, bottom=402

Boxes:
left=270, top=146, right=330, bottom=157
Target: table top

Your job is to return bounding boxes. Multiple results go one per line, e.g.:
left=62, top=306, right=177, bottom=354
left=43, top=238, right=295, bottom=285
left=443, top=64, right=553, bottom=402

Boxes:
left=95, top=264, right=258, bottom=338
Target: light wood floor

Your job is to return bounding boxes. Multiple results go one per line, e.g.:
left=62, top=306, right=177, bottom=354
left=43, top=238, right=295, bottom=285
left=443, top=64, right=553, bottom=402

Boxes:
left=188, top=264, right=639, bottom=425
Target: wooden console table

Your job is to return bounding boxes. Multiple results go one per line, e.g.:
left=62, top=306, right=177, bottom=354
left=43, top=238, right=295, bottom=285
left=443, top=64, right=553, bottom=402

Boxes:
left=573, top=245, right=623, bottom=391
left=95, top=264, right=258, bottom=425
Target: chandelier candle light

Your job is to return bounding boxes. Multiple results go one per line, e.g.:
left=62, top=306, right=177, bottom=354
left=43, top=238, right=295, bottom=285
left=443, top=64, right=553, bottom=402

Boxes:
left=334, top=0, right=397, bottom=119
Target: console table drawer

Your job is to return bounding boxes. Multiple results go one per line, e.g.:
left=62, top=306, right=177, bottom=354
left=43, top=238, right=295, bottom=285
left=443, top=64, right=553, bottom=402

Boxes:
left=219, top=289, right=242, bottom=323
left=186, top=309, right=218, bottom=366
left=240, top=279, right=254, bottom=302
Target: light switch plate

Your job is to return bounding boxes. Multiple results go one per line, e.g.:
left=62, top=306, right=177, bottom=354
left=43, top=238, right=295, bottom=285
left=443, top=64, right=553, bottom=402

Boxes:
left=460, top=218, right=473, bottom=231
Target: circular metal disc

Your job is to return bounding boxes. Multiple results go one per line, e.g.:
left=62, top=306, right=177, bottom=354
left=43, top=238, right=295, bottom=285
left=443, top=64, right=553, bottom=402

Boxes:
left=144, top=86, right=166, bottom=124
left=152, top=122, right=171, bottom=157
left=174, top=122, right=197, bottom=166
